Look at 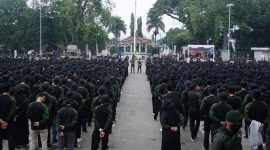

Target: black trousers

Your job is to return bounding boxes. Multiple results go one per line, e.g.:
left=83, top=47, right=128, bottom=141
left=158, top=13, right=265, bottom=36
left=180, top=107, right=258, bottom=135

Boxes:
left=137, top=66, right=142, bottom=73
left=203, top=119, right=212, bottom=150
left=161, top=140, right=181, bottom=150
left=58, top=131, right=76, bottom=150
left=189, top=113, right=200, bottom=139
left=152, top=96, right=156, bottom=114
left=112, top=102, right=117, bottom=121
left=0, top=124, right=16, bottom=150
left=91, top=129, right=109, bottom=150
left=131, top=65, right=135, bottom=73
left=211, top=123, right=222, bottom=141
left=244, top=121, right=249, bottom=138
left=154, top=99, right=161, bottom=120
left=182, top=105, right=189, bottom=129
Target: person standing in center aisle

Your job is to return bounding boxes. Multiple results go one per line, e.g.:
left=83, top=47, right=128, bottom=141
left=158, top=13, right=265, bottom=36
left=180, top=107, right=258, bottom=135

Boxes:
left=91, top=95, right=112, bottom=150
left=27, top=93, right=49, bottom=150
left=188, top=82, right=201, bottom=141
left=137, top=58, right=142, bottom=73
left=130, top=58, right=135, bottom=73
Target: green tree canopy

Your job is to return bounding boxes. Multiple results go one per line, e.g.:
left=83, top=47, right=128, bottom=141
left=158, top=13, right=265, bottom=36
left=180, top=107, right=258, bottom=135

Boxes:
left=108, top=16, right=126, bottom=55
left=130, top=13, right=135, bottom=36
left=148, top=0, right=270, bottom=50
left=147, top=7, right=165, bottom=44
left=137, top=16, right=143, bottom=37
left=0, top=0, right=114, bottom=55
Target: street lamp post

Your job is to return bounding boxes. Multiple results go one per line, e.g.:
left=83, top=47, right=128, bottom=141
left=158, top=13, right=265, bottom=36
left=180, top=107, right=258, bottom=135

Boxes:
left=227, top=4, right=234, bottom=59
left=96, top=33, right=99, bottom=55
left=133, top=0, right=137, bottom=55
left=39, top=5, right=42, bottom=57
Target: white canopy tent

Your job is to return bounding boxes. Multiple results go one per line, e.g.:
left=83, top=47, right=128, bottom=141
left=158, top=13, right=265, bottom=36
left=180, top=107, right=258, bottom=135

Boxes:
left=183, top=45, right=215, bottom=61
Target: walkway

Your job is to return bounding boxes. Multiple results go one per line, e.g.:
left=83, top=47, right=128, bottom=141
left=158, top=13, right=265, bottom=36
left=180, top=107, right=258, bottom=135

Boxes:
left=109, top=68, right=161, bottom=150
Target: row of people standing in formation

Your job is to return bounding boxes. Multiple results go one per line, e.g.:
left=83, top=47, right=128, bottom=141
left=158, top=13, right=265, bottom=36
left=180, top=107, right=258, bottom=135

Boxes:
left=0, top=58, right=129, bottom=150
left=146, top=58, right=270, bottom=150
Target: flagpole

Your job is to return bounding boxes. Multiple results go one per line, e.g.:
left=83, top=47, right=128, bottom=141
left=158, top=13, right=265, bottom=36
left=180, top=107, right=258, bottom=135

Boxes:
left=133, top=0, right=137, bottom=55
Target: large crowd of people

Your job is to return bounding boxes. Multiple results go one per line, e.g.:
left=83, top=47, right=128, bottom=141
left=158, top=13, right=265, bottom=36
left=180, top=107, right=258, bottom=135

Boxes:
left=146, top=58, right=270, bottom=150
left=0, top=58, right=128, bottom=150
left=1, top=56, right=270, bottom=150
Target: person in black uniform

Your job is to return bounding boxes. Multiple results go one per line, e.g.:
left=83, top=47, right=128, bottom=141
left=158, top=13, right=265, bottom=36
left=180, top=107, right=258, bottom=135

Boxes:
left=200, top=86, right=219, bottom=150
left=160, top=99, right=183, bottom=150
left=137, top=58, right=142, bottom=73
left=0, top=83, right=16, bottom=150
left=91, top=95, right=112, bottom=150
left=162, top=84, right=184, bottom=114
left=236, top=81, right=249, bottom=103
left=209, top=92, right=232, bottom=141
left=57, top=100, right=78, bottom=150
left=181, top=81, right=191, bottom=130
left=227, top=86, right=242, bottom=110
left=188, top=82, right=201, bottom=141
left=13, top=83, right=30, bottom=148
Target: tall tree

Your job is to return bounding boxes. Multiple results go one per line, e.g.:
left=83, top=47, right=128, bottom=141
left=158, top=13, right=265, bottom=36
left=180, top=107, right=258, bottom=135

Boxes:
left=162, top=28, right=194, bottom=51
left=108, top=16, right=126, bottom=56
left=137, top=16, right=143, bottom=37
left=149, top=0, right=270, bottom=49
left=147, top=8, right=165, bottom=45
left=130, top=13, right=135, bottom=36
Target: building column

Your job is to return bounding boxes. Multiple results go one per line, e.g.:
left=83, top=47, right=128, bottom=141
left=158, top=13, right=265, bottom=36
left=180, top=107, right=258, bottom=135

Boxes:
left=145, top=44, right=148, bottom=53
left=139, top=43, right=141, bottom=53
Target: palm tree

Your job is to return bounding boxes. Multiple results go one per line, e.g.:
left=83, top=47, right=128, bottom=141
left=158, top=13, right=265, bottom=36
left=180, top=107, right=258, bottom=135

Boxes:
left=108, top=16, right=126, bottom=57
left=147, top=8, right=165, bottom=45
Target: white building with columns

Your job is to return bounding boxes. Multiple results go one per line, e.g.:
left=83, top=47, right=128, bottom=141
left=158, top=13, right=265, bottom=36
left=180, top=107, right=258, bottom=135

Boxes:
left=106, top=36, right=156, bottom=58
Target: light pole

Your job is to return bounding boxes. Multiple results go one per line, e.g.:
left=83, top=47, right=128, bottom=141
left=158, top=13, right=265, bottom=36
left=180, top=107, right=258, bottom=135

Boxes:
left=133, top=0, right=137, bottom=55
left=39, top=4, right=42, bottom=57
left=96, top=33, right=99, bottom=55
left=227, top=4, right=234, bottom=59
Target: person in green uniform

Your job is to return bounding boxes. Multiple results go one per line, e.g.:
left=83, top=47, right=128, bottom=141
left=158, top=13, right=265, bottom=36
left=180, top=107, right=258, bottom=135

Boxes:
left=130, top=59, right=135, bottom=73
left=210, top=110, right=243, bottom=150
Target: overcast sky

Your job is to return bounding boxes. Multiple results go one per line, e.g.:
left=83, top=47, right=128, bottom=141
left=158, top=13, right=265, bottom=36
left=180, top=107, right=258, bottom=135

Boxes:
left=112, top=0, right=181, bottom=39
left=28, top=0, right=181, bottom=39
